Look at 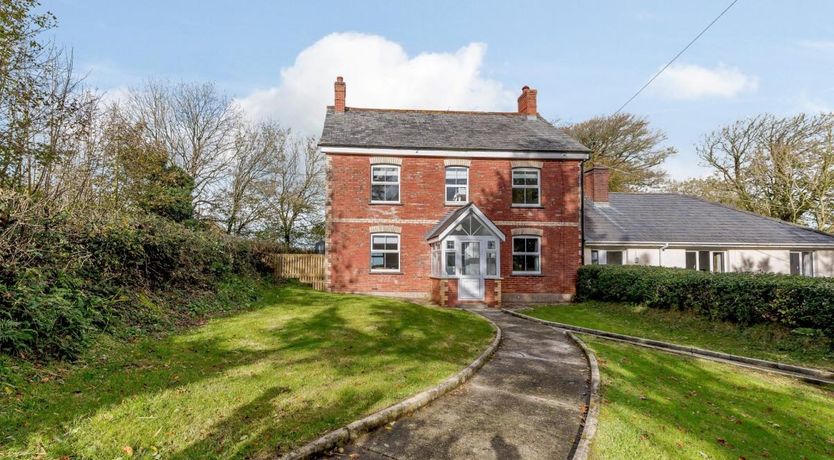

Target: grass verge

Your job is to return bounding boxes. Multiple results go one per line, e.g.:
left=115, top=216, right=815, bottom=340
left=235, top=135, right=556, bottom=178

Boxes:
left=582, top=336, right=834, bottom=459
left=0, top=283, right=493, bottom=459
left=526, top=302, right=834, bottom=370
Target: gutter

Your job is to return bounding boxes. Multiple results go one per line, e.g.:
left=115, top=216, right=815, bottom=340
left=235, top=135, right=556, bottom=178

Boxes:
left=580, top=159, right=586, bottom=265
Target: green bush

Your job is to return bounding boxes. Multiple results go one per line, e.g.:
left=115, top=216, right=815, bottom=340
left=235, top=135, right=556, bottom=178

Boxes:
left=0, top=193, right=277, bottom=360
left=577, top=265, right=834, bottom=338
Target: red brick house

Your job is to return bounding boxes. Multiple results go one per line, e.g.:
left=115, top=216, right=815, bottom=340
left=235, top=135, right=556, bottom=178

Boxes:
left=318, top=77, right=591, bottom=306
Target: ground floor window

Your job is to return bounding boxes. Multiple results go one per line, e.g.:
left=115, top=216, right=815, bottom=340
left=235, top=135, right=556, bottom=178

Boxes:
left=512, top=236, right=541, bottom=274
left=370, top=234, right=400, bottom=272
left=686, top=250, right=725, bottom=272
left=790, top=251, right=814, bottom=276
left=590, top=249, right=622, bottom=265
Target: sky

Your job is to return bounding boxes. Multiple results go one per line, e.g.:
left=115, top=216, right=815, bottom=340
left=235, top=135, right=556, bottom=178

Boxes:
left=45, top=0, right=834, bottom=180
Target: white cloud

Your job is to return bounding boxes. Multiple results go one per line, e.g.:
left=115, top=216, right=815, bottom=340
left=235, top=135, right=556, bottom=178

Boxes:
left=651, top=63, right=759, bottom=100
left=798, top=40, right=834, bottom=51
left=793, top=92, right=832, bottom=113
left=97, top=86, right=131, bottom=107
left=237, top=32, right=514, bottom=135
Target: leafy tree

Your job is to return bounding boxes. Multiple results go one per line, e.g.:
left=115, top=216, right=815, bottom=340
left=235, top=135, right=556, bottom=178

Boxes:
left=691, top=113, right=834, bottom=231
left=563, top=113, right=676, bottom=191
left=102, top=111, right=194, bottom=222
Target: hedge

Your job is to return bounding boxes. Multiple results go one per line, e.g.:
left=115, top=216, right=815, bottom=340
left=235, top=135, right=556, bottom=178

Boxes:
left=577, top=264, right=834, bottom=338
left=0, top=196, right=280, bottom=360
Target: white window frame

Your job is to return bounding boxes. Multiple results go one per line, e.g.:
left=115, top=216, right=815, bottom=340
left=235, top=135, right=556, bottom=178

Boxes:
left=685, top=250, right=726, bottom=273
left=512, top=235, right=541, bottom=275
left=370, top=164, right=401, bottom=204
left=511, top=168, right=541, bottom=207
left=370, top=233, right=400, bottom=272
left=605, top=250, right=624, bottom=265
left=444, top=166, right=469, bottom=205
left=790, top=251, right=814, bottom=277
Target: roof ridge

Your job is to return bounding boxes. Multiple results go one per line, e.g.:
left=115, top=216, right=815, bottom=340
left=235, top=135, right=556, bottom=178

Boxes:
left=329, top=105, right=527, bottom=116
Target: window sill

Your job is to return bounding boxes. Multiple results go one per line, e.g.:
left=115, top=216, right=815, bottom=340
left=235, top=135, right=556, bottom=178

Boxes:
left=511, top=205, right=544, bottom=209
left=511, top=272, right=544, bottom=276
left=369, top=270, right=403, bottom=275
left=444, top=202, right=468, bottom=207
left=430, top=275, right=504, bottom=280
left=369, top=202, right=403, bottom=206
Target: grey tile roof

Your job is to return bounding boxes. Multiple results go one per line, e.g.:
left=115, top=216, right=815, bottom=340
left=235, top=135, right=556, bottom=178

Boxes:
left=585, top=193, right=834, bottom=247
left=319, top=106, right=590, bottom=152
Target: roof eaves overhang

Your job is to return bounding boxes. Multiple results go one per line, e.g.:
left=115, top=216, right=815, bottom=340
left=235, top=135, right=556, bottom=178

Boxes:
left=319, top=146, right=590, bottom=160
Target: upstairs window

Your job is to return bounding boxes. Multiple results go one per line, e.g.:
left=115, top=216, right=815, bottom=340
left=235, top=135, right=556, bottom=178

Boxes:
left=445, top=167, right=469, bottom=204
left=371, top=165, right=400, bottom=203
left=790, top=251, right=814, bottom=276
left=512, top=236, right=541, bottom=274
left=370, top=234, right=400, bottom=272
left=512, top=168, right=540, bottom=206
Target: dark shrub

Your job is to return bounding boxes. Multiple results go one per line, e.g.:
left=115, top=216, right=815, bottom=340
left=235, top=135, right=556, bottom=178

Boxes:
left=577, top=265, right=834, bottom=337
left=0, top=193, right=275, bottom=359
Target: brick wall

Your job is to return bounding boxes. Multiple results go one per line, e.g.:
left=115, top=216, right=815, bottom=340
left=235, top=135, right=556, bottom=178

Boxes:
left=326, top=153, right=582, bottom=301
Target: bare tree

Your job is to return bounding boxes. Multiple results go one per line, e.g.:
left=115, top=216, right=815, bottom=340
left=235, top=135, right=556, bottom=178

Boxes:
left=562, top=113, right=676, bottom=191
left=217, top=122, right=289, bottom=235
left=125, top=81, right=241, bottom=214
left=264, top=137, right=324, bottom=248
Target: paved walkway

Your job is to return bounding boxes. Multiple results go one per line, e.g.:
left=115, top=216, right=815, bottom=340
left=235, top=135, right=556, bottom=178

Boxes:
left=340, top=309, right=591, bottom=460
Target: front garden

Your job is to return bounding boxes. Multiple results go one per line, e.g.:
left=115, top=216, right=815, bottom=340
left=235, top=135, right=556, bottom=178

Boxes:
left=526, top=264, right=834, bottom=459
left=0, top=283, right=494, bottom=459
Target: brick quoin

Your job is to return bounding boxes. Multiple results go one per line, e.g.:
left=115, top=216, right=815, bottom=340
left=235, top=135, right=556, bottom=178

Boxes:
left=326, top=154, right=582, bottom=305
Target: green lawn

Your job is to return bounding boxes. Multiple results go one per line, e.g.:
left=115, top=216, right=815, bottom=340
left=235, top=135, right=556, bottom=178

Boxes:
left=525, top=302, right=834, bottom=370
left=0, top=283, right=493, bottom=459
left=582, top=336, right=834, bottom=459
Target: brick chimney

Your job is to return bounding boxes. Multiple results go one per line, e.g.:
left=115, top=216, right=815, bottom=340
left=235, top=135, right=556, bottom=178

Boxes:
left=334, top=76, right=346, bottom=113
left=583, top=167, right=610, bottom=204
left=517, top=85, right=538, bottom=118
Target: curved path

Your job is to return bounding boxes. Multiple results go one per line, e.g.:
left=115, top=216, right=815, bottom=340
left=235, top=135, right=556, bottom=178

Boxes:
left=340, top=308, right=591, bottom=460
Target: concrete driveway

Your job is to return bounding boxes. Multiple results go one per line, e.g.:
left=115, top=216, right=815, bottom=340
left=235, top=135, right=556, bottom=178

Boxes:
left=339, top=308, right=591, bottom=459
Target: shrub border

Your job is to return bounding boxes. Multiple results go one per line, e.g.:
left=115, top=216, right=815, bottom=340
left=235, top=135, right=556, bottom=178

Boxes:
left=503, top=309, right=834, bottom=385
left=567, top=331, right=601, bottom=460
left=280, top=308, right=503, bottom=460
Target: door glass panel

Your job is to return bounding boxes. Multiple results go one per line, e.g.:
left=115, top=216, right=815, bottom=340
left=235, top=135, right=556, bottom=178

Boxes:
left=698, top=251, right=710, bottom=272
left=461, top=242, right=481, bottom=276
left=712, top=252, right=725, bottom=273
left=486, top=250, right=497, bottom=276
left=802, top=252, right=813, bottom=276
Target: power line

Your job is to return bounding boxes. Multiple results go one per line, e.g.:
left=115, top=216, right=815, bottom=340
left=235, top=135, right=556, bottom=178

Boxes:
left=613, top=0, right=740, bottom=115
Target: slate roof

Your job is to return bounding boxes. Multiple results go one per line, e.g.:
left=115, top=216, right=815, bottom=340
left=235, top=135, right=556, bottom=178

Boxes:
left=319, top=106, right=590, bottom=153
left=584, top=193, right=834, bottom=247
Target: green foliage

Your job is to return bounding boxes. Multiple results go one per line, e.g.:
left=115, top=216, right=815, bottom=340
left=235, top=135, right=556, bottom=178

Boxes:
left=0, top=284, right=493, bottom=459
left=577, top=264, right=834, bottom=338
left=0, top=193, right=274, bottom=360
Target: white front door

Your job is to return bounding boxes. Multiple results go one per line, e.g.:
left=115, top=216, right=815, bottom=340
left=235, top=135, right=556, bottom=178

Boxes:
left=458, top=241, right=484, bottom=300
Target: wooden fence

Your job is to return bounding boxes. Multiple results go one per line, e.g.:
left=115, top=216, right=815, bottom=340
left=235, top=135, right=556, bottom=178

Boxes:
left=271, top=254, right=326, bottom=290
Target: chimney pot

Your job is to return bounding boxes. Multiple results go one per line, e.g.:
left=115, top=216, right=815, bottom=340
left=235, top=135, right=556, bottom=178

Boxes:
left=334, top=76, right=346, bottom=113
left=583, top=167, right=610, bottom=204
left=517, top=85, right=538, bottom=117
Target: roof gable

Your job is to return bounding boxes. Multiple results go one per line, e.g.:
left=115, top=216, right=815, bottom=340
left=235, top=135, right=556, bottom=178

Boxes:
left=426, top=203, right=506, bottom=242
